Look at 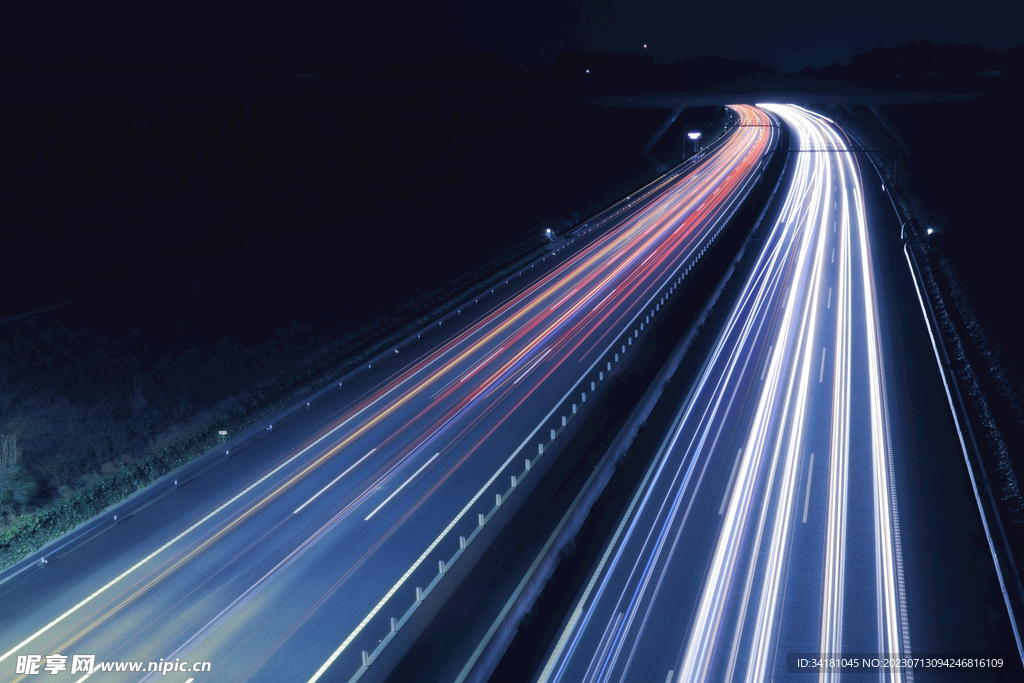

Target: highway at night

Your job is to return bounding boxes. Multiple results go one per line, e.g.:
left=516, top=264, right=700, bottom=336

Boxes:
left=0, top=108, right=775, bottom=682
left=534, top=104, right=1019, bottom=683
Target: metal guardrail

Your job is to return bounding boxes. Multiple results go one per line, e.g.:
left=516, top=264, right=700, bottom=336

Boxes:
left=454, top=114, right=792, bottom=683
left=0, top=116, right=763, bottom=680
left=849, top=130, right=1024, bottom=666
left=0, top=150, right=673, bottom=593
left=348, top=232, right=709, bottom=683
left=0, top=125, right=742, bottom=596
left=346, top=118, right=780, bottom=683
left=569, top=118, right=743, bottom=242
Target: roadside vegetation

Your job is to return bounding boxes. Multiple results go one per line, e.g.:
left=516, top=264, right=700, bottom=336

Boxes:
left=0, top=75, right=711, bottom=569
left=836, top=83, right=1024, bottom=578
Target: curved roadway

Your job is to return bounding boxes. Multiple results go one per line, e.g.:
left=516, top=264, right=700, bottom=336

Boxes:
left=535, top=104, right=1018, bottom=683
left=0, top=107, right=775, bottom=682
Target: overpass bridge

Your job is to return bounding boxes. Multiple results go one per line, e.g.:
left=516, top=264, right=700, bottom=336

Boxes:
left=583, top=75, right=982, bottom=156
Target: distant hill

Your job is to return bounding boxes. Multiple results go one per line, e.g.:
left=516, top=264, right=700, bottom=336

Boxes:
left=796, top=41, right=1024, bottom=86
left=549, top=51, right=774, bottom=88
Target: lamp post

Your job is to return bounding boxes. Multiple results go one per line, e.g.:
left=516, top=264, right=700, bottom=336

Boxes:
left=688, top=131, right=702, bottom=158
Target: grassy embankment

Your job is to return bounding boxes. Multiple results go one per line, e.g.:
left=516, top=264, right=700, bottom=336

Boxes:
left=0, top=76, right=706, bottom=569
left=836, top=89, right=1024, bottom=574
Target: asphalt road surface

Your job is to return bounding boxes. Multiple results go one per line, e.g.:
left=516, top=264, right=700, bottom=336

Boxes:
left=534, top=104, right=1019, bottom=683
left=0, top=107, right=776, bottom=682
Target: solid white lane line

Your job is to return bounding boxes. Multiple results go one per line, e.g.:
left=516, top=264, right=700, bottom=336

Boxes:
left=537, top=366, right=692, bottom=683
left=720, top=448, right=744, bottom=515
left=760, top=346, right=773, bottom=381
left=316, top=109, right=774, bottom=683
left=802, top=453, right=815, bottom=523
left=364, top=453, right=440, bottom=521
left=904, top=243, right=1024, bottom=661
left=294, top=449, right=376, bottom=514
left=819, top=347, right=826, bottom=383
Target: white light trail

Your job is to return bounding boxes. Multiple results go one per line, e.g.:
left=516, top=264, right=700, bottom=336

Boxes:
left=538, top=104, right=911, bottom=683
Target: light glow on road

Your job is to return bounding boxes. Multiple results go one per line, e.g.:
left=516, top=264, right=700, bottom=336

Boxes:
left=0, top=107, right=777, bottom=683
left=538, top=104, right=911, bottom=683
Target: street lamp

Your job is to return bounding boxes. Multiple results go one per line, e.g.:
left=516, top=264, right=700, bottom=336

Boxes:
left=688, top=131, right=702, bottom=157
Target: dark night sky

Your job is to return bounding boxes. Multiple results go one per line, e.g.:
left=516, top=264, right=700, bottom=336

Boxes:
left=5, top=0, right=1022, bottom=71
